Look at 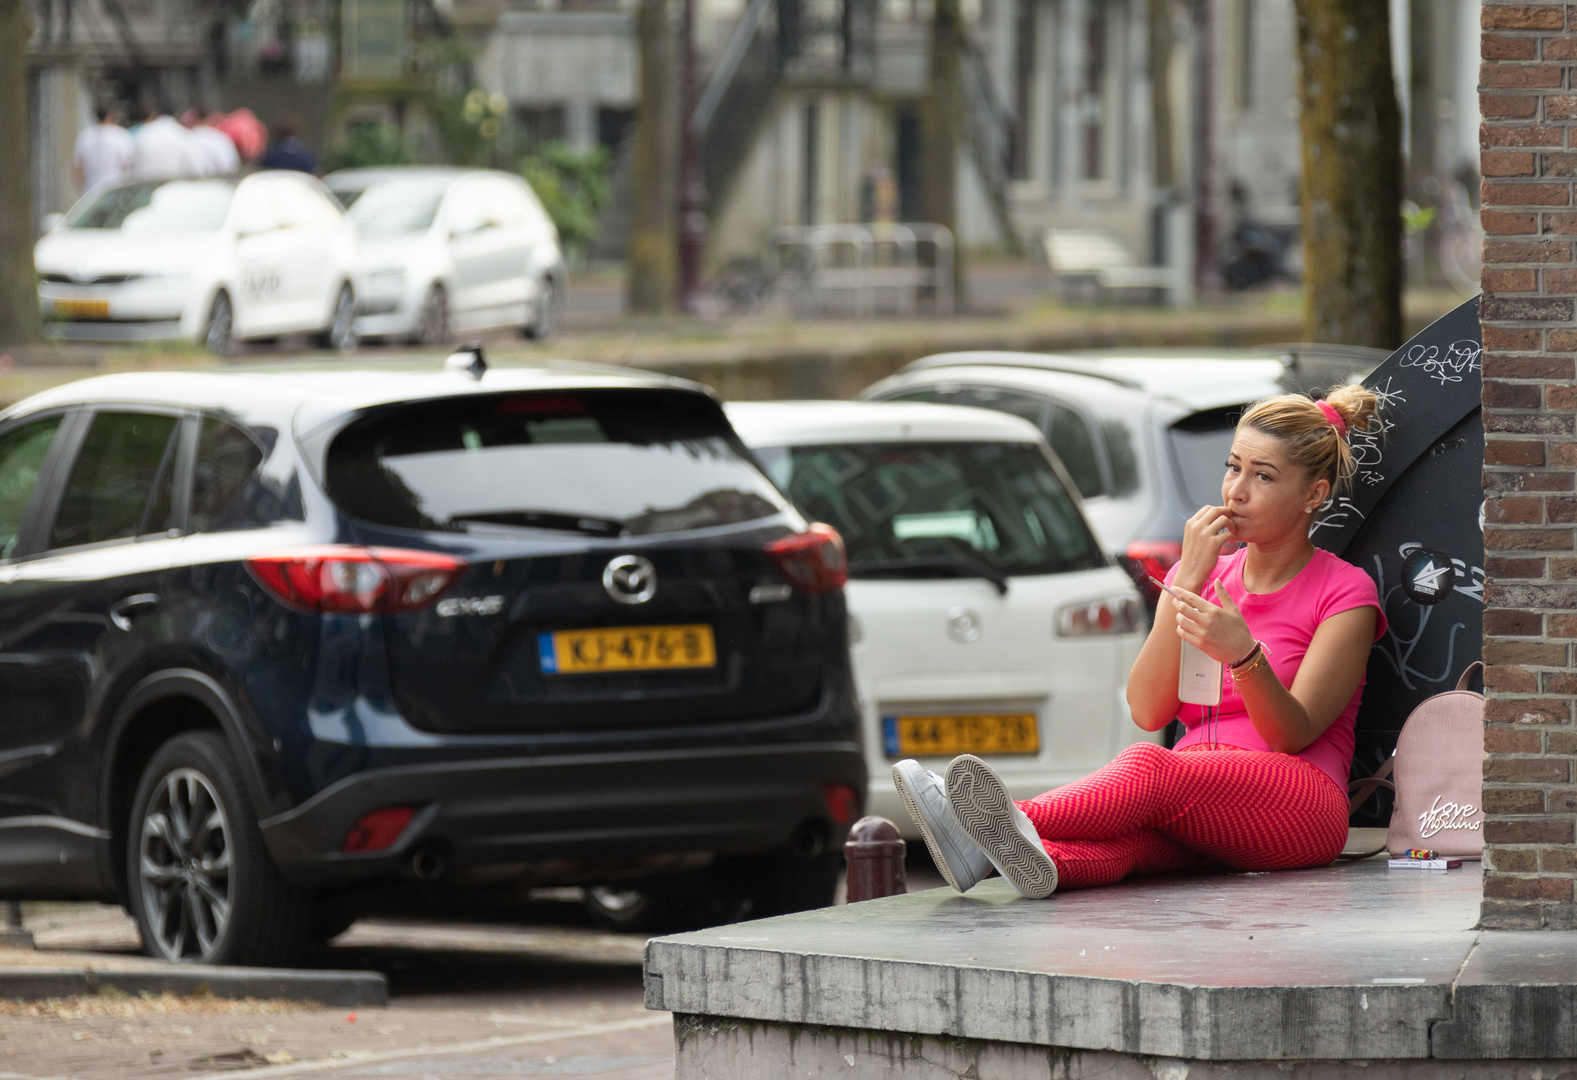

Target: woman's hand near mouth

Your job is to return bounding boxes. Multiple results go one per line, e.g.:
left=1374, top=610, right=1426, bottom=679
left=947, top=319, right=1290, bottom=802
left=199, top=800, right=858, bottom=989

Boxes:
left=1175, top=504, right=1237, bottom=593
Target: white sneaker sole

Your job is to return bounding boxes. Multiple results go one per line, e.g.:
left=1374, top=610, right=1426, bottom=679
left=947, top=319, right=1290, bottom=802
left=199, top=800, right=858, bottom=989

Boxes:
left=892, top=761, right=967, bottom=893
left=945, top=754, right=1058, bottom=899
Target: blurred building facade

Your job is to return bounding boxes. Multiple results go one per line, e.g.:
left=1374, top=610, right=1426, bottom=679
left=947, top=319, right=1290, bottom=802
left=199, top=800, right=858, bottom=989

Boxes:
left=25, top=0, right=1485, bottom=289
left=455, top=0, right=1483, bottom=284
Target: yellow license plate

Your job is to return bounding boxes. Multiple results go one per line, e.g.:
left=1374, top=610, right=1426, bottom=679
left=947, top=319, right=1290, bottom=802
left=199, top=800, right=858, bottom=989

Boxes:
left=51, top=298, right=109, bottom=320
left=883, top=713, right=1040, bottom=757
left=538, top=624, right=716, bottom=674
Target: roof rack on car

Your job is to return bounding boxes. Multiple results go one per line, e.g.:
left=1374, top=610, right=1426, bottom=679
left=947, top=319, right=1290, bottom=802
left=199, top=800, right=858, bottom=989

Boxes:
left=444, top=343, right=488, bottom=380
left=900, top=352, right=1146, bottom=389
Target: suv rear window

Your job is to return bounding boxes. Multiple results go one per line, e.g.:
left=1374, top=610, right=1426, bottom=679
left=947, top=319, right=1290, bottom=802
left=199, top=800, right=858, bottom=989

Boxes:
left=1168, top=406, right=1242, bottom=509
left=326, top=390, right=787, bottom=537
left=757, top=441, right=1104, bottom=578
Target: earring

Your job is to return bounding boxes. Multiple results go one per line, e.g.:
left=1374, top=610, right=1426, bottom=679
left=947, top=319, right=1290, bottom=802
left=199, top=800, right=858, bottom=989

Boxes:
left=1304, top=507, right=1314, bottom=514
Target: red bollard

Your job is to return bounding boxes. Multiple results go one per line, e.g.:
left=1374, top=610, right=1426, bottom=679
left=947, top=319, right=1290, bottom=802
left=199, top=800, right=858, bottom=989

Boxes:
left=843, top=816, right=906, bottom=902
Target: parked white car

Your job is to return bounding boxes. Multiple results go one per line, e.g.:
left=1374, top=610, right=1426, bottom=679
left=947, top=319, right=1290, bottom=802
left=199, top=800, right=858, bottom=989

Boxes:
left=726, top=401, right=1155, bottom=838
left=35, top=171, right=359, bottom=355
left=323, top=167, right=567, bottom=344
left=860, top=348, right=1382, bottom=599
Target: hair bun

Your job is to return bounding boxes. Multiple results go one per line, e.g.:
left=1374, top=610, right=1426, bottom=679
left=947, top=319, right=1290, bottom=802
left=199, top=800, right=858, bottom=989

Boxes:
left=1322, top=383, right=1378, bottom=437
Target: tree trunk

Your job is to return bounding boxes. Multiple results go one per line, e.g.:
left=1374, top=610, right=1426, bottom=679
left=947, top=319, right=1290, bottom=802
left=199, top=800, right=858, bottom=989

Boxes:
left=627, top=0, right=679, bottom=314
left=0, top=0, right=40, bottom=345
left=1292, top=0, right=1403, bottom=349
left=920, top=0, right=963, bottom=304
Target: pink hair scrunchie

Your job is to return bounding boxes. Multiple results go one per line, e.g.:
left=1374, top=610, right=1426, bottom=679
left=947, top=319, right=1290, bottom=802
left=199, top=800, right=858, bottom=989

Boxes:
left=1315, top=399, right=1347, bottom=440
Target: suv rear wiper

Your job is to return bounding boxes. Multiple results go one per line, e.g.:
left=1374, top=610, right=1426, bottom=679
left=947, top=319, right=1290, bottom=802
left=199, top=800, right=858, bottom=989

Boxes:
left=853, top=555, right=1010, bottom=595
left=452, top=511, right=624, bottom=537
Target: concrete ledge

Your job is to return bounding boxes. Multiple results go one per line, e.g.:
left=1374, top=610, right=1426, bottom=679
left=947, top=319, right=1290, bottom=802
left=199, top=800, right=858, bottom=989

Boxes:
left=644, top=860, right=1559, bottom=1063
left=0, top=965, right=387, bottom=1007
left=1430, top=932, right=1577, bottom=1058
left=672, top=1017, right=1577, bottom=1080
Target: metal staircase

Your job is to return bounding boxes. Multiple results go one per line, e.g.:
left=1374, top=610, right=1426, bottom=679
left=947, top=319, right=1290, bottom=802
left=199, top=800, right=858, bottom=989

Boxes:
left=694, top=0, right=1017, bottom=247
left=692, top=0, right=875, bottom=205
left=960, top=32, right=1022, bottom=251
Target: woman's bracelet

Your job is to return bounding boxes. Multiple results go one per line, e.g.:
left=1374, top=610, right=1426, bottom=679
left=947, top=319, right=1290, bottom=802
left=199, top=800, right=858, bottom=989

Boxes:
left=1231, top=642, right=1272, bottom=683
left=1229, top=642, right=1261, bottom=669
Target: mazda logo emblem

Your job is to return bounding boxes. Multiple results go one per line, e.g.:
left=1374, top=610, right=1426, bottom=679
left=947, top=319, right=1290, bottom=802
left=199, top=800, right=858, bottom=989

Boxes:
left=603, top=555, right=657, bottom=604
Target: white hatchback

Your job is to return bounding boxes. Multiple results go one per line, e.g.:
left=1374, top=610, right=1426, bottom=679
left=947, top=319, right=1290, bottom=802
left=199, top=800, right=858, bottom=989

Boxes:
left=35, top=172, right=359, bottom=355
left=323, top=168, right=567, bottom=345
left=727, top=401, right=1156, bottom=838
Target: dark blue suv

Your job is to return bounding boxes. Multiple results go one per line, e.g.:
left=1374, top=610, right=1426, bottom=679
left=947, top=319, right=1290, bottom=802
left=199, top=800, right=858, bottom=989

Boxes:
left=0, top=356, right=863, bottom=964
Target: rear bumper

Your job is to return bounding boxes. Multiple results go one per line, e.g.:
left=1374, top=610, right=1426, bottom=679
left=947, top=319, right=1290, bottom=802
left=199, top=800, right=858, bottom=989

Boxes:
left=258, top=741, right=866, bottom=888
left=44, top=318, right=189, bottom=341
left=354, top=309, right=416, bottom=338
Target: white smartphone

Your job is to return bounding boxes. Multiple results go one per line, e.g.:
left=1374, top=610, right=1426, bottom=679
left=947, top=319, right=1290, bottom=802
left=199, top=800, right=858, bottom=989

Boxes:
left=1150, top=575, right=1225, bottom=706
left=1178, top=639, right=1223, bottom=706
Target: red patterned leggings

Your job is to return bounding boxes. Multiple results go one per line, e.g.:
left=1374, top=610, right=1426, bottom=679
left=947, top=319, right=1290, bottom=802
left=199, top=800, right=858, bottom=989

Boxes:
left=1015, top=741, right=1349, bottom=890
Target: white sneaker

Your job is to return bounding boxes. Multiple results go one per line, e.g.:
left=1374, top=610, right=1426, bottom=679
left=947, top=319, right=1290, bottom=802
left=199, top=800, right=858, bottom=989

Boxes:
left=891, top=759, right=993, bottom=893
left=944, top=754, right=1059, bottom=899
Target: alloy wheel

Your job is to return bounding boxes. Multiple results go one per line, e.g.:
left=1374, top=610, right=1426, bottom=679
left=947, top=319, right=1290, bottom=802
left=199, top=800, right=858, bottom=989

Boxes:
left=327, top=286, right=357, bottom=353
left=417, top=285, right=449, bottom=345
left=203, top=292, right=233, bottom=356
left=526, top=278, right=556, bottom=340
left=138, top=767, right=233, bottom=961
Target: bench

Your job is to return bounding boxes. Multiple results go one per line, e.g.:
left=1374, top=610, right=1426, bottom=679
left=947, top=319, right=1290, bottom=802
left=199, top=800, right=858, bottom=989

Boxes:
left=1042, top=227, right=1182, bottom=303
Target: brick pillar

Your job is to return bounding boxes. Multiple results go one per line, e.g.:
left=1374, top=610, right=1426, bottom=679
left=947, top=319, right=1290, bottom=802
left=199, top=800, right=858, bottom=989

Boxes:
left=1479, top=1, right=1577, bottom=931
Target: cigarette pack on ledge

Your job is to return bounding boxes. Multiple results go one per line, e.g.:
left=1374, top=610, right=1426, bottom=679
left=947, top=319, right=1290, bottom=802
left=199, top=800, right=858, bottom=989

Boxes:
left=1388, top=849, right=1463, bottom=871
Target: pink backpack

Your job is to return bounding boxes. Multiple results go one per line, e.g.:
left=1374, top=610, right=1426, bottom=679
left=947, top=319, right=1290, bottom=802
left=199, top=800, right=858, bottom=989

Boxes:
left=1348, top=662, right=1485, bottom=859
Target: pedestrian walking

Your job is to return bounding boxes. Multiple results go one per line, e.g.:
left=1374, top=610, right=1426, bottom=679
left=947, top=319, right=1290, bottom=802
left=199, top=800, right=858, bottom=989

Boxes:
left=216, top=107, right=267, bottom=162
left=259, top=117, right=318, bottom=174
left=72, top=104, right=135, bottom=193
left=133, top=103, right=201, bottom=180
left=898, top=385, right=1386, bottom=897
left=187, top=109, right=242, bottom=176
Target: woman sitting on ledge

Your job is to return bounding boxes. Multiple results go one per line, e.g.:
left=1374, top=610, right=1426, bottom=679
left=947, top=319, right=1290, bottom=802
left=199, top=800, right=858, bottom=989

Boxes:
left=896, top=385, right=1387, bottom=897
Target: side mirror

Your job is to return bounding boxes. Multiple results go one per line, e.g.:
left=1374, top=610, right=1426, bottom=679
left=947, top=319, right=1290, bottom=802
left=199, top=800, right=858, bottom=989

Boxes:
left=40, top=213, right=64, bottom=233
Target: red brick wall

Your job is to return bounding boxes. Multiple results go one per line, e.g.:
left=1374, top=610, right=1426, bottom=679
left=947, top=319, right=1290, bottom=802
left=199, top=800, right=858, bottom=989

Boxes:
left=1479, top=0, right=1577, bottom=931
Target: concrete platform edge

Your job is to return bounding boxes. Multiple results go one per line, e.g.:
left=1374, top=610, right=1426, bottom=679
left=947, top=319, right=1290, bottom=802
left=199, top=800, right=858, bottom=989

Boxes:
left=671, top=1015, right=1577, bottom=1080
left=0, top=965, right=387, bottom=1007
left=645, top=943, right=1452, bottom=1061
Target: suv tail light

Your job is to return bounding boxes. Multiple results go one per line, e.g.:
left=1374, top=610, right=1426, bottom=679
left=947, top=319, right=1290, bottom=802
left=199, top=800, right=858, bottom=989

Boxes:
left=765, top=523, right=848, bottom=594
left=246, top=545, right=465, bottom=614
left=1121, top=540, right=1183, bottom=601
left=1056, top=596, right=1142, bottom=637
left=341, top=806, right=417, bottom=853
left=822, top=783, right=859, bottom=827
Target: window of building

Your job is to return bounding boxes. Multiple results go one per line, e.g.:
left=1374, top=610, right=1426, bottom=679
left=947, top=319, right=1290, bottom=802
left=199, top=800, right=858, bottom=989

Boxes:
left=1236, top=0, right=1255, bottom=109
left=597, top=107, right=635, bottom=151
left=516, top=105, right=566, bottom=151
left=1078, top=0, right=1126, bottom=186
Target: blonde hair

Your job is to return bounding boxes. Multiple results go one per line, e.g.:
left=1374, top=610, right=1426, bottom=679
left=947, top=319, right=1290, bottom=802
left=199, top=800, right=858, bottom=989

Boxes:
left=1236, top=383, right=1379, bottom=496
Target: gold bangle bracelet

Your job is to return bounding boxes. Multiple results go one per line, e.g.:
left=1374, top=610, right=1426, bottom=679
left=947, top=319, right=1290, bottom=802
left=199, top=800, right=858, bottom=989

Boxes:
left=1231, top=649, right=1272, bottom=683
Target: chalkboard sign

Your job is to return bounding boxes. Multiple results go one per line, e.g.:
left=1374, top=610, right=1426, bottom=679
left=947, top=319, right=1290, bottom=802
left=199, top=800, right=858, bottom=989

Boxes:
left=1311, top=296, right=1483, bottom=819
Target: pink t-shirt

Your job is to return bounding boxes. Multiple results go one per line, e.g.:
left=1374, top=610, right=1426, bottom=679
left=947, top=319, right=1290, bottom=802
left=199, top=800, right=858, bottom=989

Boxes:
left=1165, top=547, right=1387, bottom=789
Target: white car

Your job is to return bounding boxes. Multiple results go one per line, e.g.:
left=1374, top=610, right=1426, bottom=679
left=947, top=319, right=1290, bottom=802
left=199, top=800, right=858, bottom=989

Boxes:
left=323, top=167, right=567, bottom=344
left=35, top=171, right=359, bottom=355
left=726, top=401, right=1156, bottom=838
left=861, top=347, right=1381, bottom=597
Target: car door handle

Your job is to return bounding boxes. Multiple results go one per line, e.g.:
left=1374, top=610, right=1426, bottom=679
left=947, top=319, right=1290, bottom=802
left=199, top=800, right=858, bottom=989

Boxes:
left=109, top=593, right=160, bottom=631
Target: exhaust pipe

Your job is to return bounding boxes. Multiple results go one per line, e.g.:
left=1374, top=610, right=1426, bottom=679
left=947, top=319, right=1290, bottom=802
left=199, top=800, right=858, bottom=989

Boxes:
left=791, top=822, right=828, bottom=859
left=409, top=846, right=446, bottom=881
